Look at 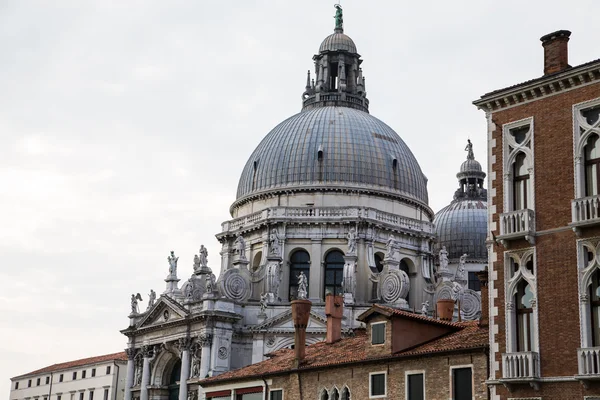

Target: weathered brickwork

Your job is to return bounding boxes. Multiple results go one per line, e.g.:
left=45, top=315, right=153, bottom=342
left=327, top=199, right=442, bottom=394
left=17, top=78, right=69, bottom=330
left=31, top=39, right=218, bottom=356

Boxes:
left=269, top=351, right=488, bottom=400
left=488, top=76, right=600, bottom=399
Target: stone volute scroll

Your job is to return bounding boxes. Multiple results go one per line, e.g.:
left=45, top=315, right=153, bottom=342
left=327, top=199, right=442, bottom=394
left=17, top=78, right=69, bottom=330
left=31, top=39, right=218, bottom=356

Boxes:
left=380, top=235, right=410, bottom=308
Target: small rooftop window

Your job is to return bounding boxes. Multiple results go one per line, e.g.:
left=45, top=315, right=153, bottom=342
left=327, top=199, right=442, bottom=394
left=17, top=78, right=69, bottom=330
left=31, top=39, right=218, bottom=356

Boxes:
left=371, top=322, right=386, bottom=345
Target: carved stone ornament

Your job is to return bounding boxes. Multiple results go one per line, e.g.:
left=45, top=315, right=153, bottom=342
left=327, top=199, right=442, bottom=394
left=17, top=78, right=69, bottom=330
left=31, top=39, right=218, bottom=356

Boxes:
left=177, top=337, right=194, bottom=352
left=381, top=269, right=410, bottom=304
left=199, top=333, right=213, bottom=347
left=506, top=301, right=514, bottom=311
left=460, top=289, right=481, bottom=321
left=220, top=268, right=251, bottom=301
left=529, top=297, right=537, bottom=309
left=581, top=293, right=590, bottom=303
left=265, top=335, right=276, bottom=348
left=217, top=346, right=228, bottom=360
left=141, top=345, right=154, bottom=358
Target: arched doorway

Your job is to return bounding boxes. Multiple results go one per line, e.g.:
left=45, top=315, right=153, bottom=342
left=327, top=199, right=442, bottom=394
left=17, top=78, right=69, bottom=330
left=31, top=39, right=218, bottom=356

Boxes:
left=168, top=359, right=181, bottom=400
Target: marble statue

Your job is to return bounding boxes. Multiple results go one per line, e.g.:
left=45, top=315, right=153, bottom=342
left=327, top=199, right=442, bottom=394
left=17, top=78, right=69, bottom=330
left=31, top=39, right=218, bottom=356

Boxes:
left=269, top=229, right=280, bottom=257
left=343, top=259, right=356, bottom=295
left=199, top=245, right=208, bottom=267
left=266, top=261, right=281, bottom=300
left=131, top=293, right=142, bottom=314
left=259, top=293, right=268, bottom=314
left=297, top=271, right=308, bottom=299
left=347, top=227, right=357, bottom=254
left=193, top=254, right=201, bottom=272
left=420, top=300, right=429, bottom=315
left=168, top=251, right=179, bottom=278
left=147, top=290, right=156, bottom=310
left=184, top=279, right=193, bottom=298
left=456, top=253, right=468, bottom=281
left=134, top=359, right=142, bottom=385
left=465, top=139, right=474, bottom=160
left=206, top=274, right=216, bottom=294
left=234, top=234, right=246, bottom=260
left=439, top=246, right=449, bottom=271
left=386, top=234, right=397, bottom=259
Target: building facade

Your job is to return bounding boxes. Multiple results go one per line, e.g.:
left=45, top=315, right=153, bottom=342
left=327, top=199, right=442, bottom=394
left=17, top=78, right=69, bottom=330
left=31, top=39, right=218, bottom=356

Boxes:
left=9, top=353, right=127, bottom=400
left=474, top=30, right=600, bottom=399
left=199, top=296, right=489, bottom=400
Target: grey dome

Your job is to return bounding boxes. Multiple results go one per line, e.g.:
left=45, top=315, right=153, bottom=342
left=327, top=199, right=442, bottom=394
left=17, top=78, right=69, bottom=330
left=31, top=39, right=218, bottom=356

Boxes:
left=235, top=106, right=429, bottom=205
left=434, top=199, right=487, bottom=261
left=319, top=32, right=357, bottom=53
left=460, top=159, right=483, bottom=173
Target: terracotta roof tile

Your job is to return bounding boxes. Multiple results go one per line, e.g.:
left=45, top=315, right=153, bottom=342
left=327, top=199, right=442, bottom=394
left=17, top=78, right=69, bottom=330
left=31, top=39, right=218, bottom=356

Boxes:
left=201, top=321, right=488, bottom=386
left=365, top=304, right=463, bottom=328
left=12, top=352, right=127, bottom=380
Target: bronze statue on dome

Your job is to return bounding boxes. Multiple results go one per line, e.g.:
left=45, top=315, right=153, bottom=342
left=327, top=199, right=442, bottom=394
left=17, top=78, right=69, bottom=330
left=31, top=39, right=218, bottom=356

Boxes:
left=334, top=4, right=343, bottom=30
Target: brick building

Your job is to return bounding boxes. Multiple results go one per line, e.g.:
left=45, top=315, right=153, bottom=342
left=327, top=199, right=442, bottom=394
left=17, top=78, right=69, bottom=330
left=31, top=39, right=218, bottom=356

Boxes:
left=9, top=353, right=128, bottom=400
left=198, top=295, right=488, bottom=400
left=473, top=30, right=600, bottom=399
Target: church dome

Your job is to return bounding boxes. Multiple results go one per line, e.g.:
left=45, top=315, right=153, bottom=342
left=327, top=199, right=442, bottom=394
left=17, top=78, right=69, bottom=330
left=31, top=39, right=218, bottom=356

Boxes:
left=434, top=200, right=487, bottom=261
left=235, top=106, right=429, bottom=206
left=434, top=141, right=488, bottom=262
left=319, top=32, right=357, bottom=53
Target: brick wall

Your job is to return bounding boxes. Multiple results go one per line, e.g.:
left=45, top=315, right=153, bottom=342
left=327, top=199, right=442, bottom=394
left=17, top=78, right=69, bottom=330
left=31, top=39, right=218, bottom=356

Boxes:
left=268, top=351, right=488, bottom=400
left=488, top=81, right=600, bottom=398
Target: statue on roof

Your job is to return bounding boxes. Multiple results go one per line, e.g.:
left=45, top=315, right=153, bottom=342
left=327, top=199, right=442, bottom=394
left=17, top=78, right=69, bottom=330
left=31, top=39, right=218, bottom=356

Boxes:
left=465, top=139, right=475, bottom=160
left=168, top=251, right=179, bottom=278
left=147, top=290, right=156, bottom=311
left=334, top=4, right=343, bottom=30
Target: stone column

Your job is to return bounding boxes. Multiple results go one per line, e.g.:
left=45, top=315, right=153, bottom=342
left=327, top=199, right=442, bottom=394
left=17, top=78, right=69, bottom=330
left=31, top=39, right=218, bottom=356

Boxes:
left=198, top=334, right=213, bottom=379
left=140, top=346, right=152, bottom=400
left=124, top=348, right=136, bottom=400
left=309, top=239, right=322, bottom=301
left=178, top=338, right=192, bottom=400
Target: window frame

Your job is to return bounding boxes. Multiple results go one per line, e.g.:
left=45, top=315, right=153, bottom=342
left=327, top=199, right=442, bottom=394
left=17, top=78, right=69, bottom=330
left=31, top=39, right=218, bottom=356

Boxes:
left=73, top=372, right=77, bottom=381
left=288, top=249, right=310, bottom=301
left=405, top=370, right=425, bottom=400
left=59, top=374, right=64, bottom=383
left=105, top=366, right=111, bottom=375
left=323, top=250, right=345, bottom=298
left=14, top=381, right=19, bottom=390
left=502, top=117, right=535, bottom=213
left=268, top=388, right=283, bottom=400
left=82, top=370, right=86, bottom=379
left=368, top=371, right=387, bottom=399
left=370, top=321, right=386, bottom=346
left=573, top=97, right=600, bottom=200
left=449, top=365, right=473, bottom=400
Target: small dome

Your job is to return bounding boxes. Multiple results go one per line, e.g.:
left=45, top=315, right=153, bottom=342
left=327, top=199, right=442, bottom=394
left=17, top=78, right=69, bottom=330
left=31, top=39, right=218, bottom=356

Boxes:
left=319, top=32, right=357, bottom=53
left=235, top=106, right=429, bottom=206
left=460, top=159, right=483, bottom=173
left=434, top=200, right=487, bottom=261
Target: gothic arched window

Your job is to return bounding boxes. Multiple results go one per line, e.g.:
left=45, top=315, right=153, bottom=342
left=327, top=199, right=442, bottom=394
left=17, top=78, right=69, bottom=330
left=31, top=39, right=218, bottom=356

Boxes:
left=585, top=134, right=600, bottom=196
left=590, top=269, right=600, bottom=346
left=513, top=152, right=530, bottom=210
left=289, top=250, right=310, bottom=300
left=324, top=250, right=344, bottom=298
left=341, top=387, right=350, bottom=400
left=516, top=280, right=534, bottom=352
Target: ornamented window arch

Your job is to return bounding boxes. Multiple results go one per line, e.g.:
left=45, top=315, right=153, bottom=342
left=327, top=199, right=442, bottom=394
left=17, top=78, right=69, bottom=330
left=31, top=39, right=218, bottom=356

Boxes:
left=577, top=238, right=600, bottom=348
left=324, top=250, right=344, bottom=298
left=319, top=388, right=329, bottom=400
left=341, top=387, right=350, bottom=400
left=289, top=249, right=310, bottom=300
left=330, top=387, right=340, bottom=400
left=504, top=248, right=539, bottom=353
left=574, top=98, right=600, bottom=199
left=502, top=118, right=535, bottom=212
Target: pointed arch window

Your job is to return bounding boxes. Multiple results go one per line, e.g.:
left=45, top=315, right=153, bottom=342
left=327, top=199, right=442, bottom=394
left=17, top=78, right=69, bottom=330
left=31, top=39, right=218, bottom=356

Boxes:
left=289, top=250, right=310, bottom=301
left=590, top=269, right=600, bottom=346
left=585, top=134, right=600, bottom=196
left=324, top=250, right=344, bottom=297
left=513, top=152, right=530, bottom=210
left=516, top=280, right=534, bottom=352
left=341, top=387, right=350, bottom=400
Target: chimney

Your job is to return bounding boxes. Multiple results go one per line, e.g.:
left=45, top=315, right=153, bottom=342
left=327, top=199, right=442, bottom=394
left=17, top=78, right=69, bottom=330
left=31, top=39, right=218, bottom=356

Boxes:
left=476, top=268, right=489, bottom=328
left=291, top=298, right=312, bottom=366
left=437, top=298, right=454, bottom=322
left=540, top=30, right=571, bottom=75
left=325, top=294, right=344, bottom=344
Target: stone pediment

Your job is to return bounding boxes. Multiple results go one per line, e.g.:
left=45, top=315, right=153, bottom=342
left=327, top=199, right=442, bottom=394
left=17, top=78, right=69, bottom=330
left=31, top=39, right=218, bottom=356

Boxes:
left=251, top=309, right=327, bottom=334
left=135, top=295, right=188, bottom=329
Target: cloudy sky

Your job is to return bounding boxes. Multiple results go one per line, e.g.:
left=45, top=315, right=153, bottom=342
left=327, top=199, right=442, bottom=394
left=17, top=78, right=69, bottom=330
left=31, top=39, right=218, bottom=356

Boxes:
left=1, top=0, right=598, bottom=395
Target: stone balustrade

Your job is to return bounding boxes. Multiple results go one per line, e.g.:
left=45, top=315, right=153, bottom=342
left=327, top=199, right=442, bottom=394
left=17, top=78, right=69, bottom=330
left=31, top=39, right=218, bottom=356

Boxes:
left=578, top=347, right=600, bottom=376
left=572, top=195, right=600, bottom=226
left=498, top=209, right=535, bottom=244
left=221, top=206, right=433, bottom=234
left=502, top=351, right=540, bottom=379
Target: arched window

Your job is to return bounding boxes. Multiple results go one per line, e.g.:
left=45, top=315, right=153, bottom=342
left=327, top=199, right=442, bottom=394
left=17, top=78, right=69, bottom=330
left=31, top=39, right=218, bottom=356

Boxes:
left=331, top=388, right=339, bottom=400
left=590, top=269, right=600, bottom=346
left=585, top=134, right=600, bottom=196
left=341, top=387, right=350, bottom=400
left=400, top=259, right=410, bottom=276
left=289, top=250, right=310, bottom=300
left=513, top=152, right=530, bottom=210
left=374, top=253, right=384, bottom=273
left=252, top=251, right=262, bottom=272
left=324, top=250, right=344, bottom=297
left=516, top=280, right=534, bottom=351
left=320, top=389, right=329, bottom=400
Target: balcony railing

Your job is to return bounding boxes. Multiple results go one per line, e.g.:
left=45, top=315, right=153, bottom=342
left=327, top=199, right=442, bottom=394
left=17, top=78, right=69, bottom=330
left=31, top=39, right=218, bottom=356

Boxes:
left=498, top=209, right=535, bottom=245
left=578, top=347, right=600, bottom=376
left=502, top=352, right=540, bottom=380
left=572, top=195, right=600, bottom=229
left=221, top=206, right=434, bottom=235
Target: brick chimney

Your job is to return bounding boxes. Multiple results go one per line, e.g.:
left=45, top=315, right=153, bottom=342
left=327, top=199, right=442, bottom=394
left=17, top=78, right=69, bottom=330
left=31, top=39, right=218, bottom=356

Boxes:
left=325, top=294, right=343, bottom=344
left=291, top=298, right=312, bottom=366
left=437, top=298, right=454, bottom=322
left=476, top=268, right=489, bottom=328
left=540, top=30, right=571, bottom=75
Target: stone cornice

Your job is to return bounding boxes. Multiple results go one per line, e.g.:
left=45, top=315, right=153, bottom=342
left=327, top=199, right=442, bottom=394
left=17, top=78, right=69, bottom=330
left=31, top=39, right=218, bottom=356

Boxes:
left=473, top=60, right=600, bottom=113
